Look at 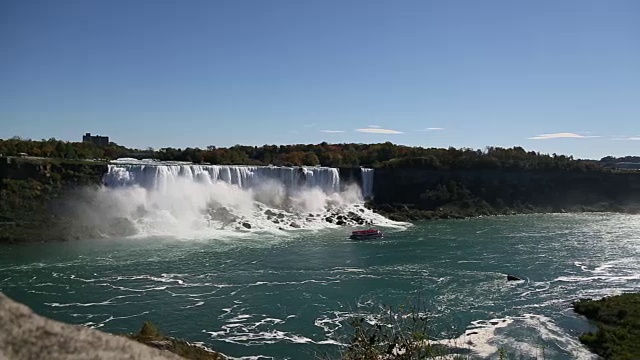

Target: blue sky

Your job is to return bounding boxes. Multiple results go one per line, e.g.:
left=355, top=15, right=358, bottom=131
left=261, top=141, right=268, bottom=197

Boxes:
left=1, top=0, right=638, bottom=159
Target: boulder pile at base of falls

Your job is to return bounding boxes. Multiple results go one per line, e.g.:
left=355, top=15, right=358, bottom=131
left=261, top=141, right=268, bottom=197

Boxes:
left=211, top=203, right=374, bottom=232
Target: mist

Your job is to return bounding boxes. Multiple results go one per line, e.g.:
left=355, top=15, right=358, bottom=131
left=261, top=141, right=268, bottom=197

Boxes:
left=53, top=163, right=399, bottom=240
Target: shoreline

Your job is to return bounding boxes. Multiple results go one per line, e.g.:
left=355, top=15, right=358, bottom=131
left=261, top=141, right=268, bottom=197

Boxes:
left=368, top=202, right=640, bottom=222
left=1, top=206, right=638, bottom=244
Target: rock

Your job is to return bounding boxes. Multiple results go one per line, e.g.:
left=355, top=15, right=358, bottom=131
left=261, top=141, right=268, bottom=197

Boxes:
left=336, top=220, right=346, bottom=226
left=242, top=222, right=251, bottom=229
left=277, top=213, right=285, bottom=219
left=264, top=209, right=277, bottom=217
left=209, top=207, right=237, bottom=223
left=147, top=340, right=172, bottom=350
left=507, top=275, right=522, bottom=281
left=0, top=292, right=186, bottom=360
left=290, top=222, right=301, bottom=228
left=325, top=217, right=334, bottom=223
left=107, top=217, right=137, bottom=237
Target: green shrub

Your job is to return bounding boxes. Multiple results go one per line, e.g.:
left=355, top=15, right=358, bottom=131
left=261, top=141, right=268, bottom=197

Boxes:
left=574, top=293, right=640, bottom=359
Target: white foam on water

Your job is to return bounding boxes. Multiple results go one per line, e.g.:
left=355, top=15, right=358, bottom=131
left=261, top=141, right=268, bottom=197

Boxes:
left=435, top=314, right=597, bottom=359
left=558, top=258, right=640, bottom=284
left=432, top=317, right=514, bottom=358
left=205, top=326, right=341, bottom=346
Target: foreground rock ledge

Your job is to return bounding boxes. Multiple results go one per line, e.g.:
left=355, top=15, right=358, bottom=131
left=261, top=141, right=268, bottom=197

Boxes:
left=0, top=292, right=185, bottom=360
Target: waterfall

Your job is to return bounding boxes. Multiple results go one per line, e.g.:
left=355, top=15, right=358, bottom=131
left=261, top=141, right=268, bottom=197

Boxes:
left=361, top=168, right=374, bottom=200
left=104, top=163, right=343, bottom=195
left=75, top=159, right=390, bottom=238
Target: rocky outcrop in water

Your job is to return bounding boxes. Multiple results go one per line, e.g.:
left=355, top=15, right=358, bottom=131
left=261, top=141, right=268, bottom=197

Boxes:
left=322, top=206, right=371, bottom=227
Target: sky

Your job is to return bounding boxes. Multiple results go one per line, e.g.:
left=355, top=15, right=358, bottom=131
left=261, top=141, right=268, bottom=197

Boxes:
left=1, top=0, right=638, bottom=159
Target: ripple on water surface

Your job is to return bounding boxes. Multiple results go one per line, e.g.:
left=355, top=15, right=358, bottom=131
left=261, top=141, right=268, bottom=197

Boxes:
left=1, top=213, right=639, bottom=359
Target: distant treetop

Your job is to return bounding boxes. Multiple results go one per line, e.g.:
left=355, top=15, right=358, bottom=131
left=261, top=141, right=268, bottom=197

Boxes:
left=0, top=137, right=610, bottom=171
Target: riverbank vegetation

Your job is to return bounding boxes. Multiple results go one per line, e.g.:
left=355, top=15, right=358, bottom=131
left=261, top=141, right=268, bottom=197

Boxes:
left=574, top=293, right=640, bottom=360
left=129, top=322, right=225, bottom=360
left=0, top=137, right=626, bottom=170
left=335, top=305, right=462, bottom=360
left=0, top=156, right=106, bottom=243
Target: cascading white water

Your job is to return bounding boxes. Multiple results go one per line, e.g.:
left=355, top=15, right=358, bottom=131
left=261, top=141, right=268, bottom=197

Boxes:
left=104, top=162, right=341, bottom=194
left=360, top=168, right=374, bottom=200
left=80, top=159, right=397, bottom=239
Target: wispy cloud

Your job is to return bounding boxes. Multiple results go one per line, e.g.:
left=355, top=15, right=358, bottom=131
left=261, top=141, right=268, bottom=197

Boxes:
left=621, top=136, right=640, bottom=141
left=368, top=125, right=381, bottom=128
left=417, top=127, right=444, bottom=132
left=528, top=132, right=600, bottom=140
left=320, top=130, right=345, bottom=133
left=356, top=127, right=403, bottom=134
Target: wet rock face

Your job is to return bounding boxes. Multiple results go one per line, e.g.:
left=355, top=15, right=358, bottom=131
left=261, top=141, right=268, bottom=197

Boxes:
left=318, top=206, right=374, bottom=227
left=0, top=293, right=184, bottom=360
left=209, top=207, right=238, bottom=223
left=242, top=222, right=252, bottom=229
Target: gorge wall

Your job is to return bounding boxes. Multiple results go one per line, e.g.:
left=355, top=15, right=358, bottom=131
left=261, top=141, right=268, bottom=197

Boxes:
left=2, top=156, right=640, bottom=242
left=371, top=167, right=640, bottom=220
left=0, top=158, right=377, bottom=242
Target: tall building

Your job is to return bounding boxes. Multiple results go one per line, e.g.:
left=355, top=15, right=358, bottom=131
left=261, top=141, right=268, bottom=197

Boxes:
left=82, top=133, right=109, bottom=147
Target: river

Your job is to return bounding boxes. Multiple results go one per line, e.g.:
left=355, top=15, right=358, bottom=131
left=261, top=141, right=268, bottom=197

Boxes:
left=1, top=213, right=639, bottom=359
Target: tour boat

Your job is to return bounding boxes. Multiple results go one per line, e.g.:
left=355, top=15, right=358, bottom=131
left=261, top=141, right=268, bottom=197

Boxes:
left=349, top=229, right=383, bottom=240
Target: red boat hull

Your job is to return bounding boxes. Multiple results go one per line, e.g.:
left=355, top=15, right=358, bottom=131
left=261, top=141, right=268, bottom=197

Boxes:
left=349, top=229, right=383, bottom=240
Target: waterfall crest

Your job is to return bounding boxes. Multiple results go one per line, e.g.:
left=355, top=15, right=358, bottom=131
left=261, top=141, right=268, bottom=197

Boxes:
left=104, top=163, right=341, bottom=195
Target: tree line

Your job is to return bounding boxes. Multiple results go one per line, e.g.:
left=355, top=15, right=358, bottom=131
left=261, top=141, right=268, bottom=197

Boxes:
left=0, top=136, right=607, bottom=171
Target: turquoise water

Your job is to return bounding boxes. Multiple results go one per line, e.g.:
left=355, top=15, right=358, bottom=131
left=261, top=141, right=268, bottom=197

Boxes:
left=2, top=213, right=640, bottom=359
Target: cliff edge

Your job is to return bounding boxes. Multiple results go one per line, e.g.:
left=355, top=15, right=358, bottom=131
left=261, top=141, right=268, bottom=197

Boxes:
left=0, top=293, right=189, bottom=360
left=370, top=167, right=640, bottom=221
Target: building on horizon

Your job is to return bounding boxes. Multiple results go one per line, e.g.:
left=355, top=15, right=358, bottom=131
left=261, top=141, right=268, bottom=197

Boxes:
left=82, top=133, right=109, bottom=147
